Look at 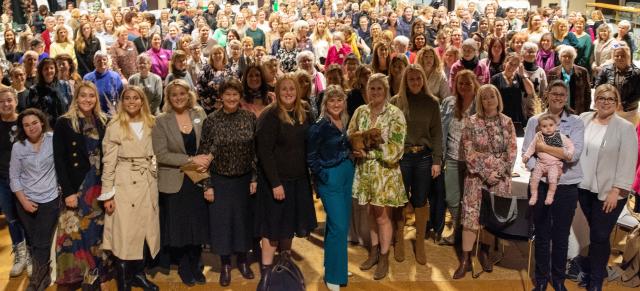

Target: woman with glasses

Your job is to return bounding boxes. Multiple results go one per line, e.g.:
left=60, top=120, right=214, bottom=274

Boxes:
left=578, top=84, right=637, bottom=291
left=594, top=44, right=640, bottom=125
left=523, top=80, right=585, bottom=291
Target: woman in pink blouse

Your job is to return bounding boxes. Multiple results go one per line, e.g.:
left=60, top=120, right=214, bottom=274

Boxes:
left=147, top=32, right=172, bottom=80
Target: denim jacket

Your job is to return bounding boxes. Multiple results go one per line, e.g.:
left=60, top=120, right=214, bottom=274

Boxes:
left=440, top=96, right=475, bottom=160
left=306, top=117, right=351, bottom=184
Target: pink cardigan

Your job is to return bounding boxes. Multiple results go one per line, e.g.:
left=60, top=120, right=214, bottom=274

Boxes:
left=325, top=45, right=352, bottom=67
left=633, top=125, right=640, bottom=194
left=448, top=59, right=490, bottom=91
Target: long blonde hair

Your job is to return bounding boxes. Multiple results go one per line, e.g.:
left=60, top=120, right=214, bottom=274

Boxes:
left=393, top=64, right=437, bottom=118
left=321, top=85, right=349, bottom=127
left=63, top=81, right=108, bottom=132
left=113, top=86, right=156, bottom=139
left=162, top=79, right=199, bottom=113
left=265, top=73, right=307, bottom=125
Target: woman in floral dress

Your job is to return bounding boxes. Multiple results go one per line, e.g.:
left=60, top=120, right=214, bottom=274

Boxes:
left=453, top=84, right=517, bottom=279
left=348, top=73, right=407, bottom=280
left=53, top=81, right=110, bottom=289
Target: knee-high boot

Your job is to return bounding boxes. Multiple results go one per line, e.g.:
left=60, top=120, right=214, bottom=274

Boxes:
left=413, top=206, right=428, bottom=265
left=393, top=206, right=405, bottom=262
left=115, top=259, right=132, bottom=291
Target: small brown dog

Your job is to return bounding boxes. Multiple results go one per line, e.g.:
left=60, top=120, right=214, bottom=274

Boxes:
left=349, top=128, right=384, bottom=152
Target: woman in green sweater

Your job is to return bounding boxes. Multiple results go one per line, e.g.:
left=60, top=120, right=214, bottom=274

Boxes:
left=574, top=16, right=593, bottom=74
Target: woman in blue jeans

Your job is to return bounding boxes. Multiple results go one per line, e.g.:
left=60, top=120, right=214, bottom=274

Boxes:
left=522, top=80, right=585, bottom=291
left=578, top=84, right=638, bottom=291
left=0, top=87, right=30, bottom=277
left=307, top=85, right=355, bottom=291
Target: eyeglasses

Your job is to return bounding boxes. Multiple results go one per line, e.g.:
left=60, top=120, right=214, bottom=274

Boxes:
left=596, top=96, right=616, bottom=104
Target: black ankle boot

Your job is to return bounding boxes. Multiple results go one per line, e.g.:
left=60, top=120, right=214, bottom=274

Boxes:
left=551, top=279, right=567, bottom=291
left=532, top=278, right=547, bottom=291
left=219, top=264, right=232, bottom=287
left=130, top=260, right=159, bottom=291
left=178, top=252, right=195, bottom=286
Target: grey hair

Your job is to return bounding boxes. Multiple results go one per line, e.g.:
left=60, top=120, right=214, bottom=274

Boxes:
left=521, top=41, right=538, bottom=53
left=296, top=50, right=315, bottom=64
left=137, top=53, right=151, bottom=63
left=93, top=51, right=109, bottom=61
left=462, top=38, right=478, bottom=50
left=618, top=20, right=631, bottom=28
left=292, top=20, right=310, bottom=33
left=556, top=45, right=577, bottom=60
left=393, top=35, right=410, bottom=47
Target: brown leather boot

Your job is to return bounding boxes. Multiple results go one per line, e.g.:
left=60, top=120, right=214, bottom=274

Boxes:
left=394, top=207, right=405, bottom=262
left=373, top=251, right=389, bottom=280
left=453, top=252, right=471, bottom=279
left=413, top=206, right=428, bottom=265
left=359, top=245, right=379, bottom=270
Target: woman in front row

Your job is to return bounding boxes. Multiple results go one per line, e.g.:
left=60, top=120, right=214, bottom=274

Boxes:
left=10, top=108, right=59, bottom=290
left=523, top=81, right=584, bottom=291
left=199, top=78, right=257, bottom=286
left=98, top=86, right=159, bottom=291
left=255, top=73, right=317, bottom=282
left=307, top=85, right=354, bottom=291
left=349, top=73, right=407, bottom=280
left=578, top=84, right=638, bottom=291
left=454, top=84, right=517, bottom=279
left=53, top=82, right=109, bottom=289
left=152, top=79, right=209, bottom=286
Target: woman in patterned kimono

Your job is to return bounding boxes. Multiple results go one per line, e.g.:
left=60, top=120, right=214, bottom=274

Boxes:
left=348, top=73, right=407, bottom=280
left=453, top=84, right=517, bottom=279
left=53, top=81, right=110, bottom=289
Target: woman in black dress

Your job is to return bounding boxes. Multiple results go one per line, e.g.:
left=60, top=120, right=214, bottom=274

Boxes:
left=198, top=78, right=258, bottom=286
left=151, top=79, right=210, bottom=286
left=255, top=73, right=317, bottom=279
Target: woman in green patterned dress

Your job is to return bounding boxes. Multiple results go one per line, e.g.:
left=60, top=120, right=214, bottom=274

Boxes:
left=348, top=73, right=407, bottom=280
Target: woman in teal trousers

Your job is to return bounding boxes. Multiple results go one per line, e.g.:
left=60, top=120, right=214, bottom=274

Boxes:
left=307, top=85, right=355, bottom=291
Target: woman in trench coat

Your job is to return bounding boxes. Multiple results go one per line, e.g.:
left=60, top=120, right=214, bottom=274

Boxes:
left=98, top=85, right=160, bottom=291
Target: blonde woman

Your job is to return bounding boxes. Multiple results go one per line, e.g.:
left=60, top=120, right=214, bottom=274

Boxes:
left=50, top=26, right=77, bottom=67
left=416, top=46, right=450, bottom=100
left=98, top=86, right=159, bottom=291
left=110, top=27, right=139, bottom=79
left=53, top=81, right=109, bottom=289
left=349, top=73, right=407, bottom=280
left=551, top=19, right=578, bottom=47
left=255, top=73, right=317, bottom=281
left=310, top=16, right=332, bottom=71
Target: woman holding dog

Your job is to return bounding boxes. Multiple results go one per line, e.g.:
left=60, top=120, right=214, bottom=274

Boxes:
left=348, top=73, right=407, bottom=280
left=307, top=85, right=354, bottom=291
left=390, top=64, right=443, bottom=265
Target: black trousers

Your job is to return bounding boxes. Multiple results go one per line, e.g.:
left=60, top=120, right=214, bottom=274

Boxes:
left=532, top=183, right=578, bottom=283
left=16, top=197, right=60, bottom=265
left=578, top=188, right=626, bottom=287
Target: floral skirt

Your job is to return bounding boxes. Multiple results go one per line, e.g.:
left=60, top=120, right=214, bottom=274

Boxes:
left=55, top=166, right=111, bottom=285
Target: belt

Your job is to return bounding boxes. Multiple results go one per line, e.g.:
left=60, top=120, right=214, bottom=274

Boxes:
left=404, top=145, right=426, bottom=154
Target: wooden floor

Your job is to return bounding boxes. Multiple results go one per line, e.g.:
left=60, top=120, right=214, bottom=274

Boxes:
left=0, top=198, right=635, bottom=291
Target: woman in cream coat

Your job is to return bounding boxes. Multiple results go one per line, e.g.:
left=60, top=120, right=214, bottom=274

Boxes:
left=98, top=86, right=159, bottom=291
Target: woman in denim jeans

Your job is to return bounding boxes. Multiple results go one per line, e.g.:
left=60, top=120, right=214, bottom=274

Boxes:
left=391, top=64, right=443, bottom=265
left=0, top=87, right=30, bottom=277
left=439, top=70, right=479, bottom=245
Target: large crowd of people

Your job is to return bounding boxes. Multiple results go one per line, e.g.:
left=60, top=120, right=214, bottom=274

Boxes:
left=0, top=0, right=639, bottom=291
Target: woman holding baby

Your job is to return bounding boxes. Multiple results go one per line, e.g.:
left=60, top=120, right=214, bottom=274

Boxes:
left=577, top=84, right=637, bottom=291
left=522, top=80, right=585, bottom=290
left=390, top=64, right=443, bottom=265
left=348, top=73, right=407, bottom=280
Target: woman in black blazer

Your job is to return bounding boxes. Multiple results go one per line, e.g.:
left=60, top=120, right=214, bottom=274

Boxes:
left=52, top=81, right=109, bottom=289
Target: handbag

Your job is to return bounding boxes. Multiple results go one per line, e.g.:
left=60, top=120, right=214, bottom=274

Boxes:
left=480, top=187, right=532, bottom=239
left=257, top=252, right=305, bottom=291
left=180, top=162, right=210, bottom=183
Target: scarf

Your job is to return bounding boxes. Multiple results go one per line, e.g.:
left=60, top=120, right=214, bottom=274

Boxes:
left=536, top=49, right=556, bottom=73
left=313, top=71, right=324, bottom=95
left=173, top=69, right=186, bottom=78
left=346, top=33, right=361, bottom=61
left=461, top=56, right=479, bottom=70
left=523, top=61, right=539, bottom=72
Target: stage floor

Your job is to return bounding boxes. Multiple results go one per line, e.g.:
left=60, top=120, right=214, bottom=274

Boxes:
left=0, top=198, right=634, bottom=291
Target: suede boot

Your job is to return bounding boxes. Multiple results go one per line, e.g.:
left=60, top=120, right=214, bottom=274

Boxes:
left=394, top=207, right=406, bottom=262
left=413, top=206, right=429, bottom=265
left=359, top=245, right=379, bottom=270
left=373, top=251, right=389, bottom=280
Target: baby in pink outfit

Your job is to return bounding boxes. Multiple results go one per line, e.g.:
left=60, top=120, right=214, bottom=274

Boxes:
left=523, top=114, right=575, bottom=205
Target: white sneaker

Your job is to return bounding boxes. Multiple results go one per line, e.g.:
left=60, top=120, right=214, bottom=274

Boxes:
left=326, top=282, right=340, bottom=291
left=9, top=241, right=27, bottom=277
